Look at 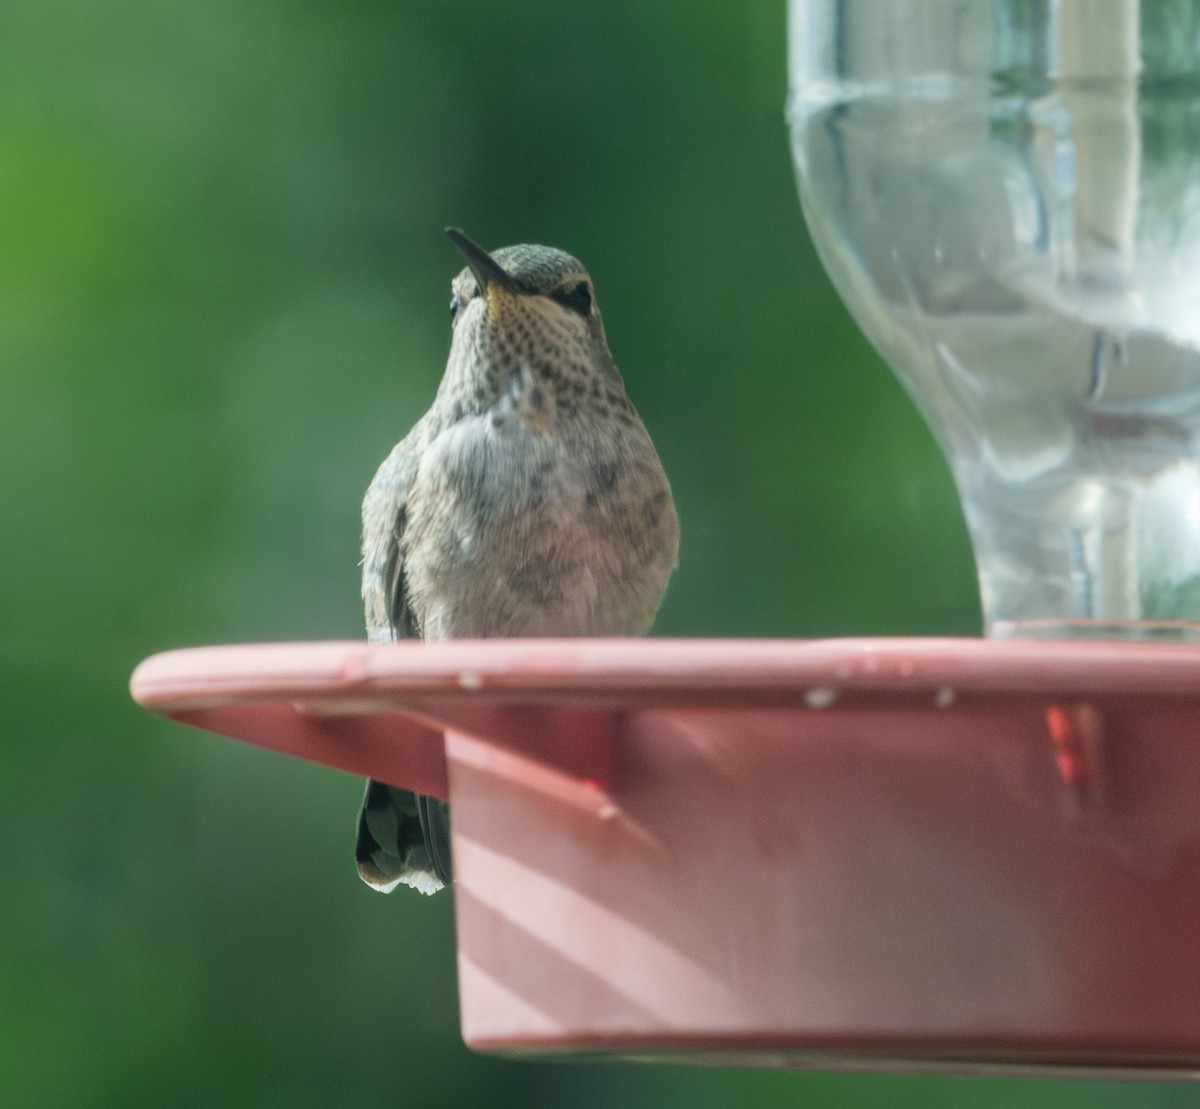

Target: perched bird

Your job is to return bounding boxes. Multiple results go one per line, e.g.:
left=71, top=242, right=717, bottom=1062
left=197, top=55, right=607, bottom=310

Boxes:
left=356, top=228, right=679, bottom=894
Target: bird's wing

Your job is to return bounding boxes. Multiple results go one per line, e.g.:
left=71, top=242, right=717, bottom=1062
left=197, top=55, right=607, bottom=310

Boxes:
left=358, top=423, right=452, bottom=894
left=361, top=430, right=422, bottom=642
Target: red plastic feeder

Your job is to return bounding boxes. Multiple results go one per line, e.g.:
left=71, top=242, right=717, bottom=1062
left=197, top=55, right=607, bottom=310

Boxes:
left=131, top=637, right=1200, bottom=1076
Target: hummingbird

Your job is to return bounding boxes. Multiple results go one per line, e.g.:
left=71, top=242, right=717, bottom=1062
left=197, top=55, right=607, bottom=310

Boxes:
left=355, top=228, right=679, bottom=894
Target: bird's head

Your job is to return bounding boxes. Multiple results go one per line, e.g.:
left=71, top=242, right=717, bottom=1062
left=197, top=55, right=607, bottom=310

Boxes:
left=443, top=228, right=613, bottom=379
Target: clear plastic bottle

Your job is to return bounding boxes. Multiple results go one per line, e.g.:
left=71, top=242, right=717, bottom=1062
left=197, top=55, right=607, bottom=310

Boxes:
left=789, top=1, right=1200, bottom=639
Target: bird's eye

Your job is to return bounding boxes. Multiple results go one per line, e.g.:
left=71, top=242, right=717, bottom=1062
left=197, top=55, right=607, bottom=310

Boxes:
left=449, top=294, right=459, bottom=321
left=554, top=281, right=593, bottom=317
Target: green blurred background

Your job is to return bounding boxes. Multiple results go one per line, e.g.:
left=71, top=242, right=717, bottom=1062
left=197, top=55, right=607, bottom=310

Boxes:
left=1, top=1, right=1193, bottom=1106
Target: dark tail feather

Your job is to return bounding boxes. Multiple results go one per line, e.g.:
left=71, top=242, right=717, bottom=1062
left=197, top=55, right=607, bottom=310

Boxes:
left=417, top=793, right=453, bottom=886
left=355, top=780, right=451, bottom=895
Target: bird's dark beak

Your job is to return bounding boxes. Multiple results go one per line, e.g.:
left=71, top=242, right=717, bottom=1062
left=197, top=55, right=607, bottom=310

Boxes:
left=445, top=227, right=519, bottom=294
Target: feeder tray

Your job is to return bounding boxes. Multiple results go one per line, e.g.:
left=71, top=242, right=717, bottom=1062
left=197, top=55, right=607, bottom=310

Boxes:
left=131, top=637, right=1200, bottom=1077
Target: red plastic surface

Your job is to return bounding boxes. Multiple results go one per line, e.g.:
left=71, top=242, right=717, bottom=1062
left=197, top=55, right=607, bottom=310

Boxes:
left=131, top=638, right=1200, bottom=1076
